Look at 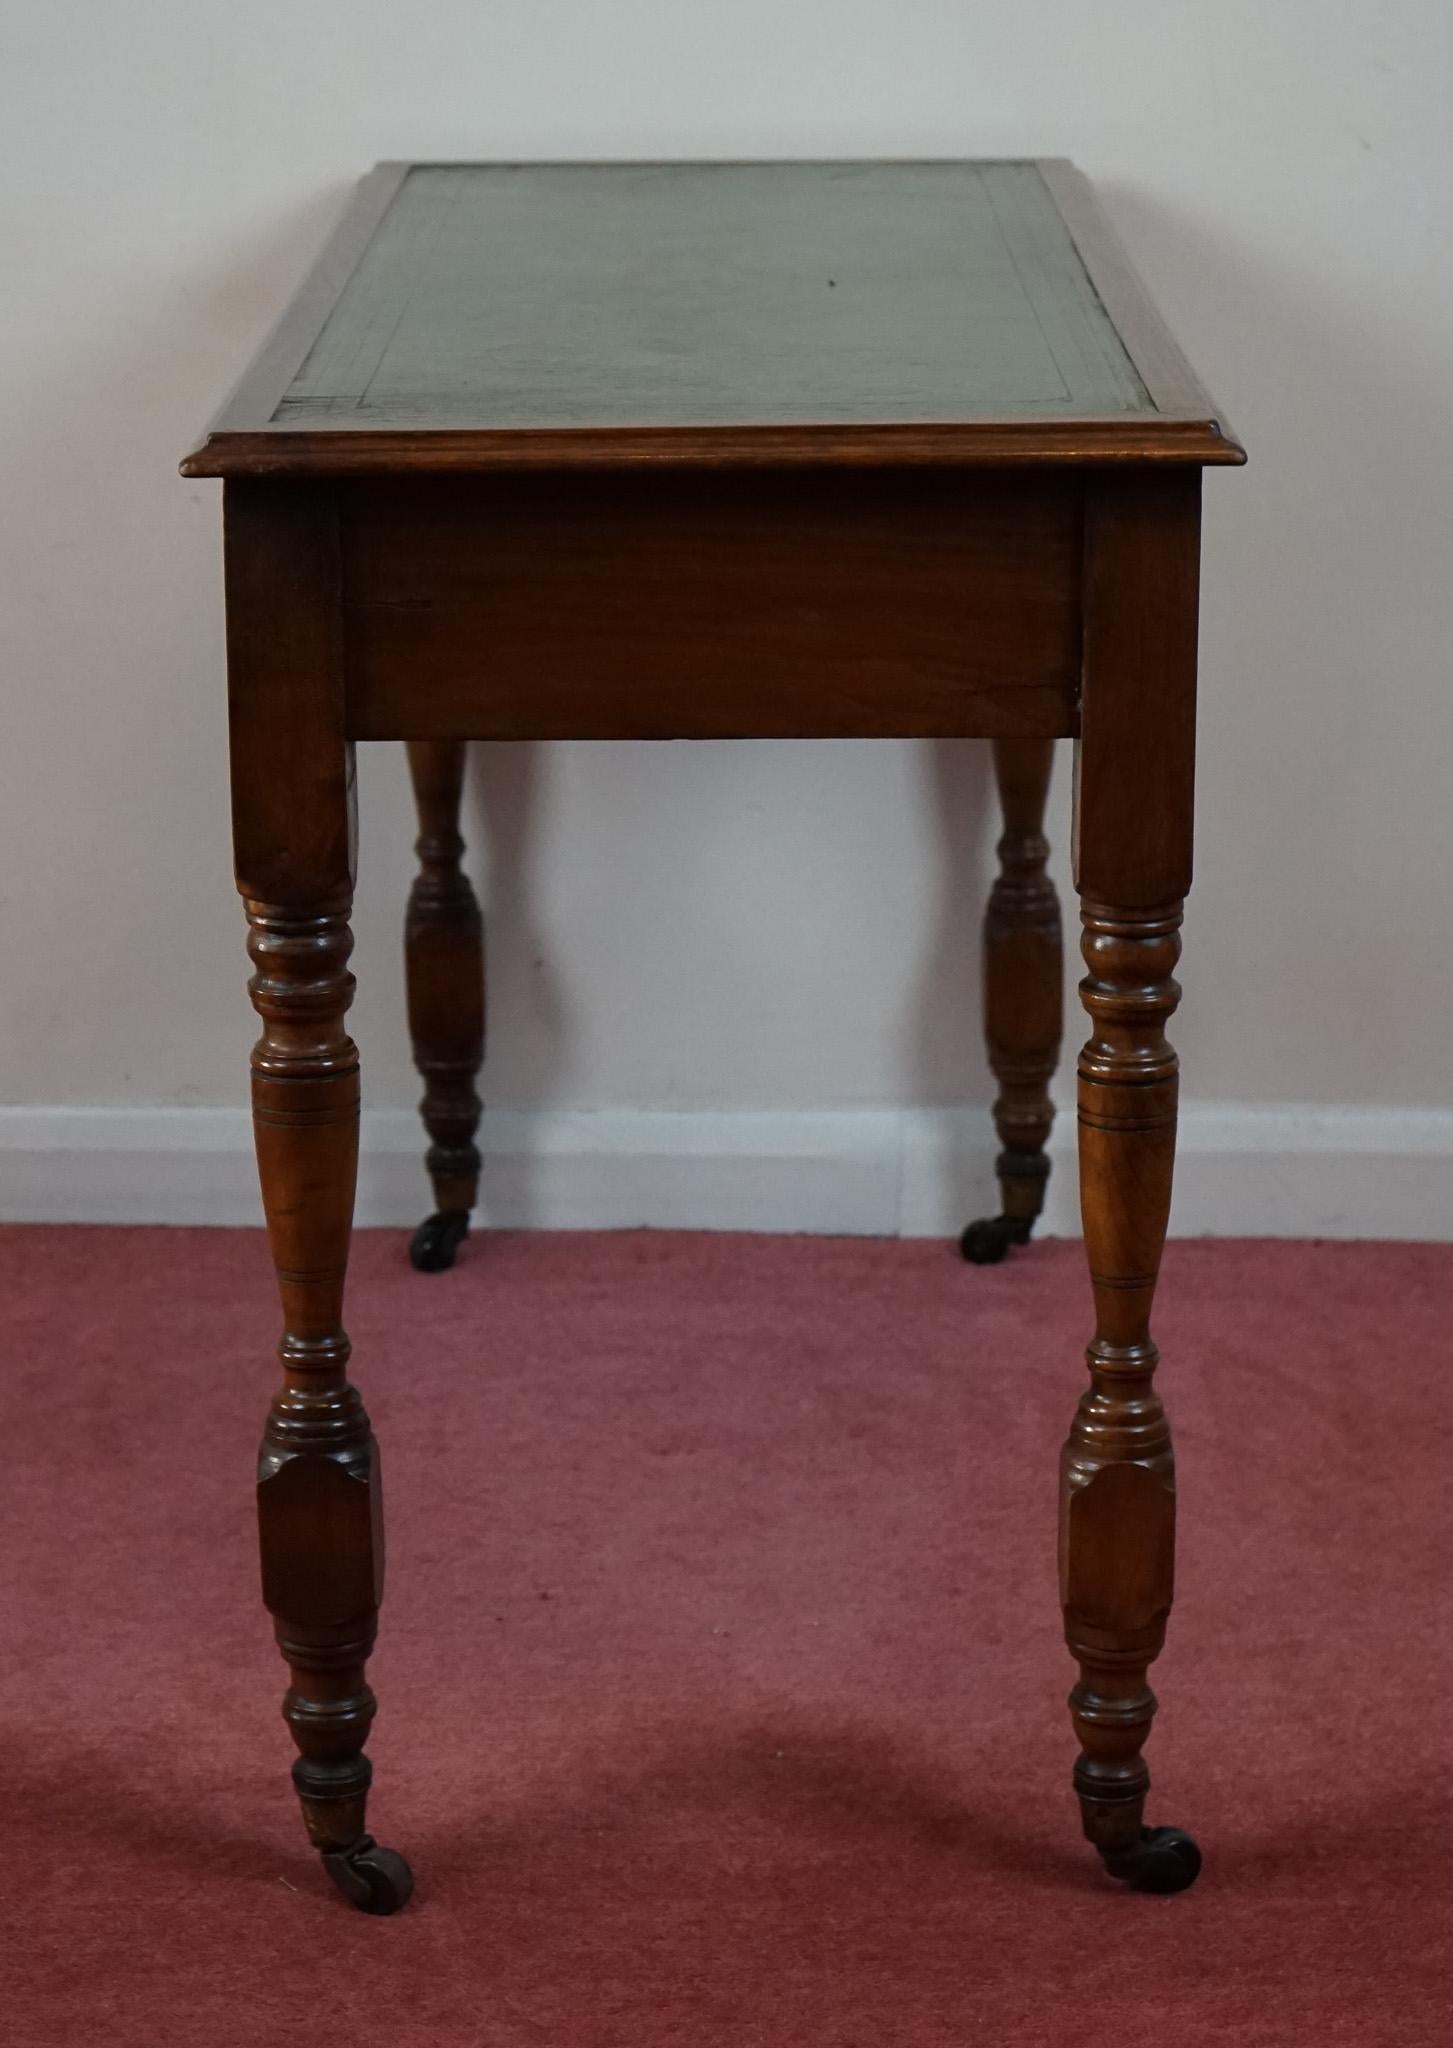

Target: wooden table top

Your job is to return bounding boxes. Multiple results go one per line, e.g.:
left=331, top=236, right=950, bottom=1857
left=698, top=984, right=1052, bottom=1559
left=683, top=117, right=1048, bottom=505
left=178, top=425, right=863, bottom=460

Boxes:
left=183, top=160, right=1242, bottom=477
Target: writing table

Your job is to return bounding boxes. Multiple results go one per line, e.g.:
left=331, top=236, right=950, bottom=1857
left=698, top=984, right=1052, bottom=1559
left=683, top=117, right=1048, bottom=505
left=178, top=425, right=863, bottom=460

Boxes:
left=183, top=160, right=1245, bottom=1913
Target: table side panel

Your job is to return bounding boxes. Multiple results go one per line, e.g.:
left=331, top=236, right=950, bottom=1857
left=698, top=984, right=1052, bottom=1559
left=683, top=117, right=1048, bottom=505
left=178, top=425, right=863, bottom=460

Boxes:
left=339, top=473, right=1083, bottom=741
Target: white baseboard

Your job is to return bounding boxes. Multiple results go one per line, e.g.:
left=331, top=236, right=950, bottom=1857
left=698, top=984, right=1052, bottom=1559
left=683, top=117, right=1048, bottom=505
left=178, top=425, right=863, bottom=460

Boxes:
left=0, top=1102, right=1450, bottom=1238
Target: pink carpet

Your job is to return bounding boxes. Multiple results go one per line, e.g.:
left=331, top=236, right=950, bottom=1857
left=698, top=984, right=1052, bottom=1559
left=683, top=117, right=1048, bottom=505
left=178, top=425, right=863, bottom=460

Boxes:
left=3, top=1226, right=1451, bottom=2043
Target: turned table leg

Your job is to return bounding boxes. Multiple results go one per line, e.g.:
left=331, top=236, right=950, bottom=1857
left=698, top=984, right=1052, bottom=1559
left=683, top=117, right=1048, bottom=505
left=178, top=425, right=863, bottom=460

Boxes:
left=1063, top=898, right=1197, bottom=1891
left=248, top=897, right=409, bottom=1912
left=1060, top=472, right=1203, bottom=1893
left=404, top=739, right=485, bottom=1272
left=227, top=482, right=412, bottom=1912
left=961, top=736, right=1062, bottom=1265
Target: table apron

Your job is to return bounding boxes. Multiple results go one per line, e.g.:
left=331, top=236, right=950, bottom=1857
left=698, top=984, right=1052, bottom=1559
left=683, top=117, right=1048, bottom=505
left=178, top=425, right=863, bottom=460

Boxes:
left=336, top=472, right=1083, bottom=742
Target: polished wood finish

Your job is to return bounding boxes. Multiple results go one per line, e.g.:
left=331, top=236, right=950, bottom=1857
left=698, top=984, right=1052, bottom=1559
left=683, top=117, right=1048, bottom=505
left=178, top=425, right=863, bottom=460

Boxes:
left=405, top=740, right=485, bottom=1268
left=342, top=473, right=1081, bottom=742
left=225, top=482, right=410, bottom=1913
left=1060, top=470, right=1201, bottom=1890
left=248, top=900, right=376, bottom=1833
left=961, top=740, right=1062, bottom=1263
left=1063, top=899, right=1181, bottom=1853
left=192, top=162, right=1242, bottom=1910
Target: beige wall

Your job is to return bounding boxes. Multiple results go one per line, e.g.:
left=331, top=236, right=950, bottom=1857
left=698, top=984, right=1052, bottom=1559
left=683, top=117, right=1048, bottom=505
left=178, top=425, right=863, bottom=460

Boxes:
left=2, top=4, right=1451, bottom=1226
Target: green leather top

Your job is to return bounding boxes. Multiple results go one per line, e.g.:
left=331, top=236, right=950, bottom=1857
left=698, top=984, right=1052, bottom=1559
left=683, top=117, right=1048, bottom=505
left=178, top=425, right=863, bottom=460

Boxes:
left=275, top=162, right=1150, bottom=431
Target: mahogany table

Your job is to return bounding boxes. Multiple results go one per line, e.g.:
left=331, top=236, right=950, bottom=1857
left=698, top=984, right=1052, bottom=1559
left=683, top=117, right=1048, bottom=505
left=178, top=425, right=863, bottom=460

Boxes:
left=183, top=160, right=1245, bottom=1914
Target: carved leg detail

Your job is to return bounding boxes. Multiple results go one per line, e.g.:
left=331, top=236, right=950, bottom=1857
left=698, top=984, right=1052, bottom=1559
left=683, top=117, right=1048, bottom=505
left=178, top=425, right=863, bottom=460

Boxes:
left=248, top=898, right=413, bottom=1914
left=962, top=738, right=1062, bottom=1266
left=405, top=740, right=485, bottom=1272
left=1061, top=899, right=1199, bottom=1894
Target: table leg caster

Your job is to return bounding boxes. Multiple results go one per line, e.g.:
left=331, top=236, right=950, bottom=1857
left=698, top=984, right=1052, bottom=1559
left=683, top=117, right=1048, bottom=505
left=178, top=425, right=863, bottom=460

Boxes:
left=1099, top=1826, right=1202, bottom=1895
left=321, top=1835, right=416, bottom=1914
left=409, top=1209, right=470, bottom=1272
left=958, top=1214, right=1032, bottom=1264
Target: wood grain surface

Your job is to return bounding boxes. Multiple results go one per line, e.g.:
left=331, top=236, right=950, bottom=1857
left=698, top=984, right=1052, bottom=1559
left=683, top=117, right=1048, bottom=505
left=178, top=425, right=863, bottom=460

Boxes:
left=338, top=471, right=1083, bottom=740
